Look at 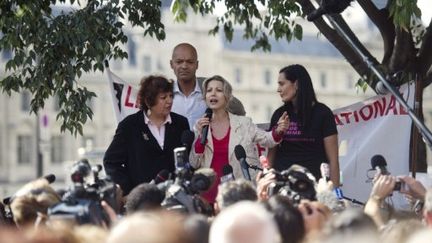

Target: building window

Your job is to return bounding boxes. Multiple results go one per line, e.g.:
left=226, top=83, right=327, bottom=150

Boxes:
left=51, top=136, right=64, bottom=164
left=17, top=135, right=32, bottom=164
left=21, top=91, right=31, bottom=112
left=143, top=55, right=152, bottom=73
left=81, top=136, right=95, bottom=149
left=234, top=68, right=242, bottom=84
left=320, top=72, right=327, bottom=89
left=264, top=69, right=272, bottom=86
left=53, top=95, right=61, bottom=111
left=127, top=37, right=136, bottom=67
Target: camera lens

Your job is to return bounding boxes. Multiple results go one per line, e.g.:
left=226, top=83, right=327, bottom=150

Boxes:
left=394, top=181, right=401, bottom=191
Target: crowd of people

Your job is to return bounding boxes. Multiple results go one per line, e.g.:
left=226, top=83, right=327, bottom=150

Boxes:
left=1, top=42, right=431, bottom=243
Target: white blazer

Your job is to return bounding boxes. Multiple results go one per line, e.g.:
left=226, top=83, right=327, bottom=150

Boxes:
left=189, top=113, right=279, bottom=180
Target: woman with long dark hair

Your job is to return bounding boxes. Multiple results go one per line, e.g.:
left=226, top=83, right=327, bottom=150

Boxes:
left=268, top=64, right=340, bottom=186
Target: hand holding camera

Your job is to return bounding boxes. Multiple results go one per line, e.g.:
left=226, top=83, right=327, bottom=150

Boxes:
left=370, top=174, right=396, bottom=201
left=398, top=176, right=426, bottom=200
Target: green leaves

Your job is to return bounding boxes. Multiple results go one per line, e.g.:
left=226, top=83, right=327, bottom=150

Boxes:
left=389, top=0, right=421, bottom=31
left=173, top=0, right=303, bottom=52
left=0, top=0, right=165, bottom=135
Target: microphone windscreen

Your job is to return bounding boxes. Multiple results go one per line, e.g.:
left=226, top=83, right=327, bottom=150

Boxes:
left=222, top=164, right=233, bottom=176
left=234, top=145, right=246, bottom=161
left=43, top=174, right=56, bottom=184
left=3, top=197, right=11, bottom=205
left=371, top=154, right=387, bottom=169
left=191, top=168, right=216, bottom=192
left=155, top=170, right=170, bottom=184
left=181, top=130, right=195, bottom=147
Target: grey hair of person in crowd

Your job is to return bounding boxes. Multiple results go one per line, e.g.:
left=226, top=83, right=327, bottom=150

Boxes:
left=107, top=211, right=191, bottom=243
left=319, top=208, right=379, bottom=243
left=215, top=179, right=257, bottom=211
left=209, top=201, right=281, bottom=243
left=202, top=75, right=233, bottom=106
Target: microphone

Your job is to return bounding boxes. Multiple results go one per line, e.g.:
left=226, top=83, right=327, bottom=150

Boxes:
left=370, top=154, right=390, bottom=175
left=43, top=174, right=56, bottom=184
left=234, top=145, right=251, bottom=181
left=307, top=0, right=353, bottom=22
left=181, top=130, right=195, bottom=154
left=320, top=163, right=330, bottom=182
left=150, top=170, right=170, bottom=185
left=376, top=81, right=389, bottom=95
left=190, top=168, right=216, bottom=193
left=200, top=108, right=213, bottom=145
left=220, top=164, right=235, bottom=184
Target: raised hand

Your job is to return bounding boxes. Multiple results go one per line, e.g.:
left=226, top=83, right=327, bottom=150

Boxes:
left=275, top=111, right=289, bottom=135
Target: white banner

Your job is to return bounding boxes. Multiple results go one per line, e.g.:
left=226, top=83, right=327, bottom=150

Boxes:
left=335, top=82, right=415, bottom=205
left=106, top=68, right=140, bottom=122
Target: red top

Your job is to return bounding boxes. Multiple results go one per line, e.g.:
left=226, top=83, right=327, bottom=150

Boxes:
left=196, top=127, right=230, bottom=204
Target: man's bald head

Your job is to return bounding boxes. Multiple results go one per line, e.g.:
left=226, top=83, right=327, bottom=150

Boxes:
left=170, top=43, right=199, bottom=84
left=172, top=43, right=198, bottom=60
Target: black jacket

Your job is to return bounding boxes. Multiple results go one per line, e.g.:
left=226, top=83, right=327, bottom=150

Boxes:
left=103, top=111, right=190, bottom=195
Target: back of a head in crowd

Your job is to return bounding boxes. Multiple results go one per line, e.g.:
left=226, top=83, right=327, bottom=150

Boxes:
left=209, top=201, right=281, bottom=243
left=263, top=195, right=305, bottom=243
left=320, top=208, right=378, bottom=243
left=107, top=211, right=191, bottom=243
left=184, top=214, right=210, bottom=243
left=215, top=179, right=257, bottom=211
left=9, top=178, right=61, bottom=227
left=125, top=183, right=165, bottom=214
left=380, top=219, right=426, bottom=243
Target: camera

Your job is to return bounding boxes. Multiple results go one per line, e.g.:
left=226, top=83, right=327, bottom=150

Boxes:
left=393, top=180, right=405, bottom=191
left=48, top=159, right=118, bottom=226
left=174, top=147, right=188, bottom=170
left=266, top=164, right=317, bottom=205
left=161, top=147, right=214, bottom=215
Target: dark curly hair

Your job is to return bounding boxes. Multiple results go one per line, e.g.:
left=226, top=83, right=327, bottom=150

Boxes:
left=138, top=75, right=173, bottom=111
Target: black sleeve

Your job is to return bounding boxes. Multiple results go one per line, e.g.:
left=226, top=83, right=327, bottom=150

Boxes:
left=321, top=105, right=338, bottom=138
left=103, top=121, right=133, bottom=194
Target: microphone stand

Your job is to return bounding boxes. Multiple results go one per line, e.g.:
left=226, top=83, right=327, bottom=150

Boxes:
left=323, top=15, right=432, bottom=150
left=342, top=196, right=364, bottom=206
left=248, top=164, right=263, bottom=171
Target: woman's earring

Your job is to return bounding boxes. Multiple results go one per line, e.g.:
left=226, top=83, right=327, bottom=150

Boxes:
left=147, top=109, right=152, bottom=117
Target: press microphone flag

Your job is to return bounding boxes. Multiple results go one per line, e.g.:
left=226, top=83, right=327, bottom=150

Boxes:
left=221, top=164, right=235, bottom=184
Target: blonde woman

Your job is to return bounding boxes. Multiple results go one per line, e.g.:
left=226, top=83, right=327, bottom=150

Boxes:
left=190, top=75, right=289, bottom=203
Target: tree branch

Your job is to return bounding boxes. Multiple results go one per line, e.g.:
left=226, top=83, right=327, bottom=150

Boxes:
left=356, top=0, right=395, bottom=65
left=297, top=0, right=380, bottom=88
left=390, top=29, right=416, bottom=75
left=418, top=18, right=432, bottom=80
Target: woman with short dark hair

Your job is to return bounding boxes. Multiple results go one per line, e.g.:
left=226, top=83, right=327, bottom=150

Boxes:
left=104, top=75, right=190, bottom=195
left=268, top=64, right=340, bottom=186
